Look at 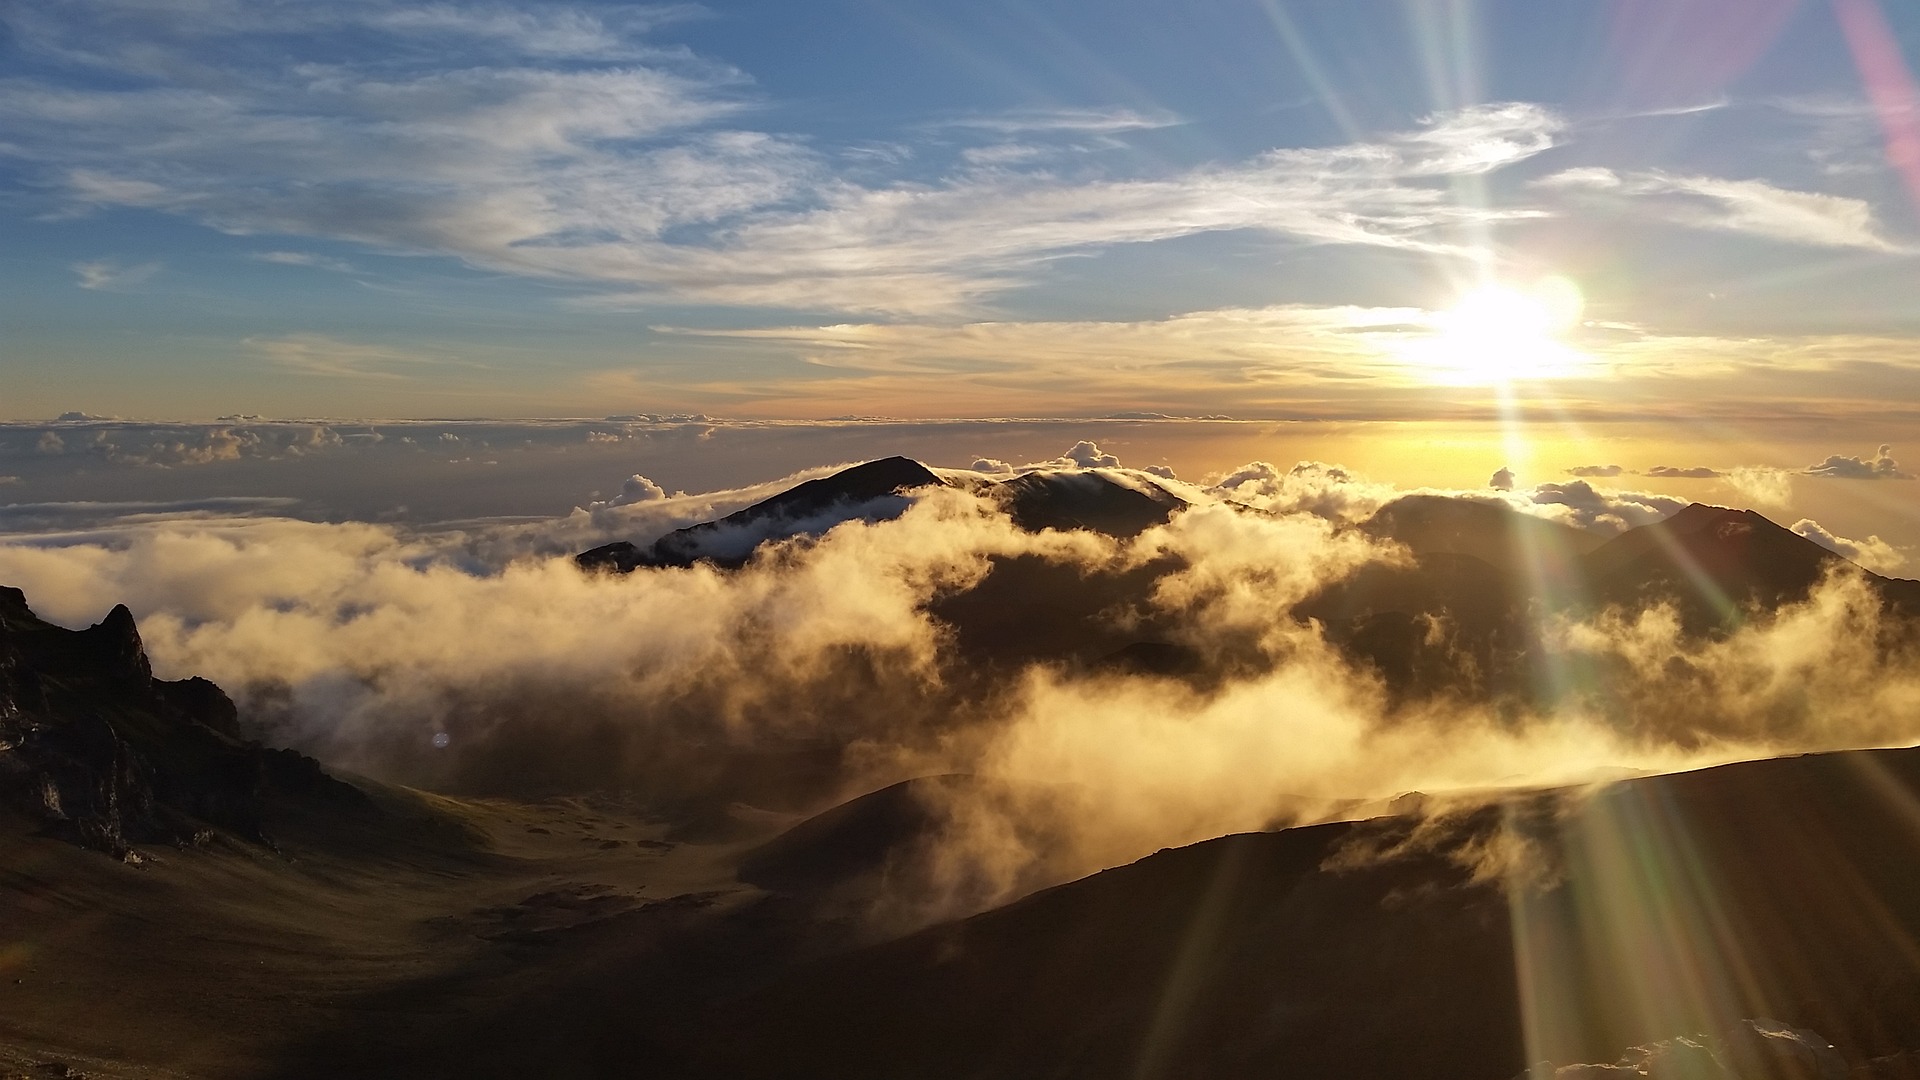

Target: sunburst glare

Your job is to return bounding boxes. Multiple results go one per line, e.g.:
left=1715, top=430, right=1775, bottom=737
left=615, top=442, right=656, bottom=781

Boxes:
left=1411, top=276, right=1587, bottom=385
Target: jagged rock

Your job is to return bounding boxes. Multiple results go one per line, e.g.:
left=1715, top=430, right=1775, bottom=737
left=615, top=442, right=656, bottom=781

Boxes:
left=0, top=584, right=365, bottom=858
left=154, top=675, right=242, bottom=740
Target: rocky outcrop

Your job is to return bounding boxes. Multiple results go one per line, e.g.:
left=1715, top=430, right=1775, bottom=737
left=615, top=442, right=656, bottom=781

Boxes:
left=0, top=585, right=364, bottom=859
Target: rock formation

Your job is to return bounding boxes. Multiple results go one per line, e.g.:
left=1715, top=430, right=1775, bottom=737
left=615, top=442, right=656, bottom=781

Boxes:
left=0, top=585, right=363, bottom=859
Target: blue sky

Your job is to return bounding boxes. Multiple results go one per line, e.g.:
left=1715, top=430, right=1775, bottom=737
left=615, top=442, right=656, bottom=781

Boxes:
left=2, top=0, right=1918, bottom=421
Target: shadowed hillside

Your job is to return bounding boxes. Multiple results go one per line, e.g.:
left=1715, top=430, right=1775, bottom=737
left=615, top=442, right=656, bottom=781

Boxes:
left=671, top=748, right=1920, bottom=1080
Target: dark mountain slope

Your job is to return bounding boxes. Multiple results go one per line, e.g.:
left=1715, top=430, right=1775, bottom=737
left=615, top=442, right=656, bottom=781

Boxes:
left=1363, top=492, right=1603, bottom=588
left=1316, top=501, right=1920, bottom=699
left=675, top=747, right=1920, bottom=1080
left=995, top=469, right=1186, bottom=537
left=1297, top=550, right=1530, bottom=698
left=737, top=774, right=1084, bottom=919
left=1581, top=503, right=1920, bottom=630
left=928, top=551, right=1181, bottom=671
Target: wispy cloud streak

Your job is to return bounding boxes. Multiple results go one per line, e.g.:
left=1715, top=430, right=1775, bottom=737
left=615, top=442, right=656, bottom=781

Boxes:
left=0, top=3, right=1566, bottom=315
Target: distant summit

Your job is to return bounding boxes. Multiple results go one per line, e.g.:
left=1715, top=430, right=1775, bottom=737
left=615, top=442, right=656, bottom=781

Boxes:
left=1363, top=493, right=1602, bottom=569
left=579, top=456, right=1188, bottom=572
left=1583, top=502, right=1920, bottom=629
left=996, top=469, right=1185, bottom=537
left=576, top=463, right=1918, bottom=705
left=1314, top=498, right=1920, bottom=699
left=580, top=456, right=946, bottom=572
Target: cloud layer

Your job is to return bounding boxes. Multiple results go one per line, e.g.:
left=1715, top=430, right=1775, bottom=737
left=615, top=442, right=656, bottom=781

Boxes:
left=5, top=444, right=1917, bottom=926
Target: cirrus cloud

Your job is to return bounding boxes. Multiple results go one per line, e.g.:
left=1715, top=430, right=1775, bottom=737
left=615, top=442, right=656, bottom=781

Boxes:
left=1534, top=166, right=1905, bottom=251
left=0, top=1, right=1568, bottom=316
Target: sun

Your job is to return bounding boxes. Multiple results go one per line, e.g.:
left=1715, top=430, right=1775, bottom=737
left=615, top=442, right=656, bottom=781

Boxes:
left=1418, top=277, right=1585, bottom=385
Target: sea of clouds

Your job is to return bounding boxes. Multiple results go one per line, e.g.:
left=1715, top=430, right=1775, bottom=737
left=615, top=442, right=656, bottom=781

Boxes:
left=3, top=425, right=1918, bottom=924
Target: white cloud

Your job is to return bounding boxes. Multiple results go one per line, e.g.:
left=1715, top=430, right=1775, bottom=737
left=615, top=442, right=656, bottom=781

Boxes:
left=1532, top=166, right=1623, bottom=191
left=958, top=143, right=1053, bottom=167
left=252, top=251, right=355, bottom=272
left=1724, top=467, right=1795, bottom=507
left=246, top=334, right=477, bottom=380
left=5, top=424, right=349, bottom=469
left=941, top=107, right=1184, bottom=135
left=1395, top=102, right=1563, bottom=175
left=1790, top=518, right=1906, bottom=574
left=3, top=1, right=705, bottom=70
left=1534, top=166, right=1903, bottom=251
left=1659, top=175, right=1902, bottom=251
left=1209, top=460, right=1686, bottom=538
left=608, top=303, right=1920, bottom=422
left=588, top=473, right=670, bottom=509
left=1056, top=441, right=1120, bottom=469
left=659, top=310, right=1333, bottom=382
left=365, top=3, right=705, bottom=58
left=1525, top=480, right=1686, bottom=534
left=0, top=5, right=1568, bottom=316
left=580, top=104, right=1562, bottom=314
left=1210, top=461, right=1374, bottom=520
left=71, top=258, right=161, bottom=290
left=1804, top=444, right=1914, bottom=479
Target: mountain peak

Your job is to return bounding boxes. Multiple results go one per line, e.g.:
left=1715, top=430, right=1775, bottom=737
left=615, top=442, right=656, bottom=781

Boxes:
left=584, top=456, right=948, bottom=572
left=1579, top=502, right=1860, bottom=630
left=1663, top=502, right=1765, bottom=529
left=997, top=469, right=1185, bottom=537
left=86, top=603, right=153, bottom=683
left=763, top=456, right=944, bottom=516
